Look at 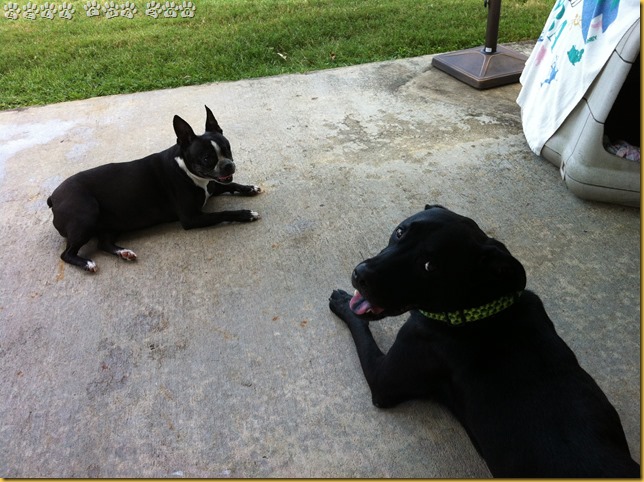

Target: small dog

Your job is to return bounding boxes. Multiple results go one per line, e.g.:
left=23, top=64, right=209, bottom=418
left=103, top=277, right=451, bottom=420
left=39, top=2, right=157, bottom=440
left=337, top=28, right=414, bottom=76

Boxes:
left=47, top=106, right=261, bottom=272
left=329, top=205, right=639, bottom=477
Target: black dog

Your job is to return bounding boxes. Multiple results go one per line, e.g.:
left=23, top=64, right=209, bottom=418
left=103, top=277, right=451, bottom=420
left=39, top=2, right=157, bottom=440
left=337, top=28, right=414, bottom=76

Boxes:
left=329, top=205, right=639, bottom=478
left=47, top=106, right=261, bottom=272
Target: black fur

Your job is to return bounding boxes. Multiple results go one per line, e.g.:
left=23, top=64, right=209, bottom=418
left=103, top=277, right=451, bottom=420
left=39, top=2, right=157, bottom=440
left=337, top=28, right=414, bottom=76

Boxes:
left=47, top=106, right=261, bottom=272
left=329, top=205, right=639, bottom=478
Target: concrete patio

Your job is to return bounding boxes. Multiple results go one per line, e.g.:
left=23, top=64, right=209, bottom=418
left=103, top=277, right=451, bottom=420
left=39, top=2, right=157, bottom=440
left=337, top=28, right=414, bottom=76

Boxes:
left=0, top=42, right=640, bottom=477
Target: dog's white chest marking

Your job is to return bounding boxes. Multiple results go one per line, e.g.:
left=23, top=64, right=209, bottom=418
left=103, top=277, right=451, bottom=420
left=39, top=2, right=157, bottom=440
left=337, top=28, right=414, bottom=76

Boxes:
left=175, top=156, right=210, bottom=206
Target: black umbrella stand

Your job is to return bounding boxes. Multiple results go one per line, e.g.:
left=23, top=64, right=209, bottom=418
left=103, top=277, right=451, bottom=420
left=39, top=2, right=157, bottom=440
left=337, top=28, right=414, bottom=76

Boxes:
left=431, top=0, right=528, bottom=89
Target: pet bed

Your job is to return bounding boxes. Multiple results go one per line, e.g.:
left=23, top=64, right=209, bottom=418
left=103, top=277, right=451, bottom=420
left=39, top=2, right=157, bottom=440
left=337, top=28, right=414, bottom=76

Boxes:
left=517, top=0, right=640, bottom=206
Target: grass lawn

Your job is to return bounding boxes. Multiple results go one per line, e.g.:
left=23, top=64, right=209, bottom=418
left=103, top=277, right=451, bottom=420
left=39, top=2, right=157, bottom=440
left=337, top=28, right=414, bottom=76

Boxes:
left=0, top=0, right=552, bottom=110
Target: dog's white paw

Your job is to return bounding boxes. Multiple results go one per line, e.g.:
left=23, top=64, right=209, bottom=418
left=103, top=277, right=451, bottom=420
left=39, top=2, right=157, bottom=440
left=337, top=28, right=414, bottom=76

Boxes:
left=250, top=211, right=261, bottom=221
left=250, top=185, right=262, bottom=195
left=117, top=249, right=137, bottom=261
left=85, top=260, right=98, bottom=273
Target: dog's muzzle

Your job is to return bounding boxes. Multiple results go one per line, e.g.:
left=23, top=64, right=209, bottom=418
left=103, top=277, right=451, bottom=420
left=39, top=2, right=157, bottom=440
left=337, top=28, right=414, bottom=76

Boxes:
left=214, top=159, right=235, bottom=184
left=349, top=289, right=385, bottom=316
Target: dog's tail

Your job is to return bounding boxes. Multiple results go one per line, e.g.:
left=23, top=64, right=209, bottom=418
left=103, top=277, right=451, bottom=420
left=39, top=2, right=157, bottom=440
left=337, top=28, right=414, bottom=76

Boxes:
left=46, top=196, right=53, bottom=208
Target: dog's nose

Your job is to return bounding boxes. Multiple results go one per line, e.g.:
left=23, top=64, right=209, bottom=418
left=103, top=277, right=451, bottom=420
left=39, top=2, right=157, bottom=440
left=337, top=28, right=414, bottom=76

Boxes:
left=220, top=159, right=235, bottom=176
left=352, top=263, right=369, bottom=288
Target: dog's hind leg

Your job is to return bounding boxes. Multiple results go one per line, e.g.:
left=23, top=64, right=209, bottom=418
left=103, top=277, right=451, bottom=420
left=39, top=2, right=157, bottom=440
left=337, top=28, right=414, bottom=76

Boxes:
left=98, top=233, right=137, bottom=261
left=51, top=196, right=102, bottom=271
left=61, top=237, right=98, bottom=272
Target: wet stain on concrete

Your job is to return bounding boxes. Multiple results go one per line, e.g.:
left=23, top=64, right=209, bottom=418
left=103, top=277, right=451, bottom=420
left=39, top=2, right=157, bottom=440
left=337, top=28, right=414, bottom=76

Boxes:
left=86, top=343, right=133, bottom=399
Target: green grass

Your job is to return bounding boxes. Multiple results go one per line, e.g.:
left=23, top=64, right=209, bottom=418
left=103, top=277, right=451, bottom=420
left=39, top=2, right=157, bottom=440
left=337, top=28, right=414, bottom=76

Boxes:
left=0, top=0, right=552, bottom=110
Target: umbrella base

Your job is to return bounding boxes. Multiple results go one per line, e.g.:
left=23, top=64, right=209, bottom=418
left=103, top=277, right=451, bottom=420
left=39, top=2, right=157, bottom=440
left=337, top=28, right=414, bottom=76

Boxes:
left=431, top=45, right=528, bottom=89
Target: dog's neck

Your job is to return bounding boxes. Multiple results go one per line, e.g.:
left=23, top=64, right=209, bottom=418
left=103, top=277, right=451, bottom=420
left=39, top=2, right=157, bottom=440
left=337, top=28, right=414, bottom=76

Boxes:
left=419, top=291, right=523, bottom=326
left=174, top=156, right=211, bottom=199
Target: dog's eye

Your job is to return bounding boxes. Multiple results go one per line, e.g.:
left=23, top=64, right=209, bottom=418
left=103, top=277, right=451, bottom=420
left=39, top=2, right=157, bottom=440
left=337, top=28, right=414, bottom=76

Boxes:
left=424, top=261, right=436, bottom=272
left=395, top=227, right=404, bottom=239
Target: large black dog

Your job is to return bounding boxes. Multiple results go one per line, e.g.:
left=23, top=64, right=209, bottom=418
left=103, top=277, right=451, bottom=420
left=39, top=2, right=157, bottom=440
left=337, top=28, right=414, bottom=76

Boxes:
left=329, top=205, right=639, bottom=478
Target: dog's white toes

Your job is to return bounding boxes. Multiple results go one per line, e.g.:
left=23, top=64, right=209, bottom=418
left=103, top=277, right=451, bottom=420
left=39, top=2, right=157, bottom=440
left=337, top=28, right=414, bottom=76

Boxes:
left=250, top=211, right=261, bottom=221
left=117, top=249, right=137, bottom=261
left=252, top=185, right=263, bottom=194
left=85, top=261, right=98, bottom=273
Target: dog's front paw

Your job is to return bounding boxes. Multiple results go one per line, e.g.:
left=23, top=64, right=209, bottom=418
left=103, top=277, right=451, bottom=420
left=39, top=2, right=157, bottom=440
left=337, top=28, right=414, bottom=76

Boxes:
left=246, top=210, right=261, bottom=221
left=329, top=289, right=355, bottom=321
left=238, top=184, right=262, bottom=196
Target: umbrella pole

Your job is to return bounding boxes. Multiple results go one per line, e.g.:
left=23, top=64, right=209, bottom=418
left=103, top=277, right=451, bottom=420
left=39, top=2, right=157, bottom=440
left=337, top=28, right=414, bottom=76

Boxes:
left=431, top=0, right=528, bottom=89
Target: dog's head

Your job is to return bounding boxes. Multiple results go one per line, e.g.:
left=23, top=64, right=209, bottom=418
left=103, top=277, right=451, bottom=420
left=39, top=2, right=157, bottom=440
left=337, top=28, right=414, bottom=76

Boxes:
left=173, top=105, right=235, bottom=184
left=349, top=205, right=526, bottom=320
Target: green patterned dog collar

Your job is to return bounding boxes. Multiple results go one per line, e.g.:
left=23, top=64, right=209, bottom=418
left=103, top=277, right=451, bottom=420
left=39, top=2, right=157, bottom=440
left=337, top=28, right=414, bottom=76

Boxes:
left=419, top=291, right=523, bottom=326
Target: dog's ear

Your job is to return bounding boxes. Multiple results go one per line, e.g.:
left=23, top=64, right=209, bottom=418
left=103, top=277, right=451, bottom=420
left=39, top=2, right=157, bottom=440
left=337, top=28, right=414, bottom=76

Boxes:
left=204, top=105, right=223, bottom=134
left=477, top=239, right=527, bottom=291
left=173, top=115, right=196, bottom=147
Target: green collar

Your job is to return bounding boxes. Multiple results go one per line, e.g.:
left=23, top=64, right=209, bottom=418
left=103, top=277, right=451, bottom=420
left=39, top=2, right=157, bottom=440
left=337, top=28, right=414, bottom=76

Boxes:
left=419, top=291, right=523, bottom=326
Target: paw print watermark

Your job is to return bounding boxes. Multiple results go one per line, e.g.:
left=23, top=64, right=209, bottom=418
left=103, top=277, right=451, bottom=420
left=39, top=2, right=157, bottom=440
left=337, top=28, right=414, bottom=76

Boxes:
left=160, top=0, right=177, bottom=17
left=145, top=0, right=194, bottom=19
left=39, top=2, right=57, bottom=19
left=21, top=1, right=38, bottom=19
left=2, top=0, right=193, bottom=18
left=83, top=0, right=99, bottom=16
left=3, top=2, right=21, bottom=18
left=101, top=0, right=118, bottom=18
left=179, top=0, right=193, bottom=17
left=119, top=0, right=135, bottom=17
left=100, top=1, right=137, bottom=19
left=58, top=1, right=74, bottom=18
left=144, top=0, right=159, bottom=17
left=3, top=0, right=76, bottom=19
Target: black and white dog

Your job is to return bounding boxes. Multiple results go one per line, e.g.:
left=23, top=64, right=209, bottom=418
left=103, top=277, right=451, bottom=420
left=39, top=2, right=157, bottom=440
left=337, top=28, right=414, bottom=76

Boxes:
left=47, top=106, right=261, bottom=272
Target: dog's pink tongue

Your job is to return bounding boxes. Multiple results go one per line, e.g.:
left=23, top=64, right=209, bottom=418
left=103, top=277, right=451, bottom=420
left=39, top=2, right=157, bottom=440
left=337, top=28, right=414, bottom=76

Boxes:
left=349, top=290, right=384, bottom=315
